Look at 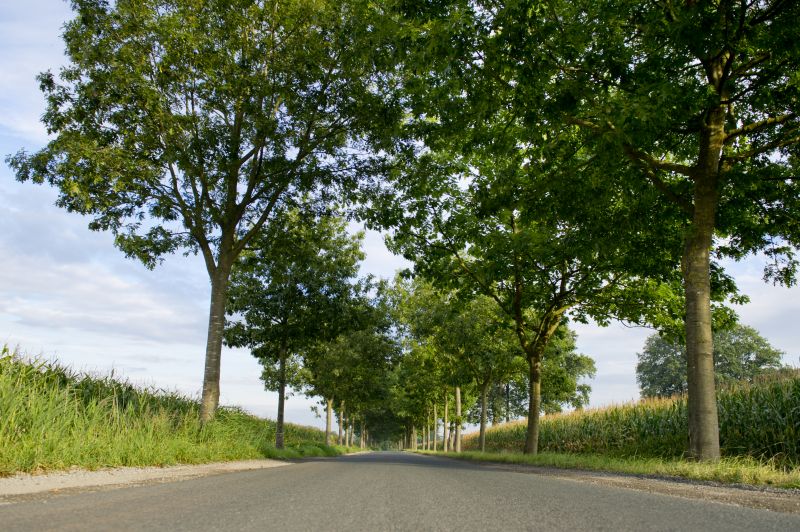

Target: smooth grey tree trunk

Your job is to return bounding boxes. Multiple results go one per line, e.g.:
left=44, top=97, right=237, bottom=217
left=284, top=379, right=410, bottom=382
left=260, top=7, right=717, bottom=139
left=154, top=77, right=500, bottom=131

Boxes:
left=524, top=356, right=542, bottom=454
left=684, top=191, right=720, bottom=460
left=275, top=353, right=287, bottom=449
left=338, top=400, right=345, bottom=445
left=455, top=386, right=462, bottom=453
left=426, top=408, right=431, bottom=449
left=325, top=397, right=333, bottom=446
left=199, top=261, right=232, bottom=422
left=433, top=403, right=438, bottom=451
left=443, top=392, right=449, bottom=452
left=505, top=383, right=511, bottom=423
left=681, top=65, right=726, bottom=461
left=479, top=380, right=489, bottom=452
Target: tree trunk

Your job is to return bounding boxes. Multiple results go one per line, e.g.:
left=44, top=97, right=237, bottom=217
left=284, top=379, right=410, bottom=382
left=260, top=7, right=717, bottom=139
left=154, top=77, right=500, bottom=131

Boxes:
left=505, top=383, right=511, bottom=423
left=423, top=412, right=428, bottom=450
left=433, top=403, right=438, bottom=451
left=338, top=400, right=345, bottom=445
left=411, top=425, right=417, bottom=450
left=682, top=90, right=725, bottom=460
left=360, top=420, right=365, bottom=449
left=199, top=262, right=232, bottom=422
left=455, top=386, right=462, bottom=453
left=479, top=380, right=489, bottom=453
left=426, top=408, right=431, bottom=450
left=684, top=201, right=721, bottom=461
left=275, top=353, right=287, bottom=449
left=524, top=356, right=542, bottom=454
left=325, top=397, right=333, bottom=446
left=443, top=392, right=449, bottom=452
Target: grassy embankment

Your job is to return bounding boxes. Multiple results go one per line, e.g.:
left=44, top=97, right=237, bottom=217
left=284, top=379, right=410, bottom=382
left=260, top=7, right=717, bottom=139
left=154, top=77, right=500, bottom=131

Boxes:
left=0, top=346, right=355, bottom=476
left=422, top=370, right=800, bottom=488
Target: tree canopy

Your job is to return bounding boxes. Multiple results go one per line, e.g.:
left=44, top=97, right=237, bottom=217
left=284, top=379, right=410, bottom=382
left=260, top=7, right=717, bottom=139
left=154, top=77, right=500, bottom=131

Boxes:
left=8, top=0, right=400, bottom=420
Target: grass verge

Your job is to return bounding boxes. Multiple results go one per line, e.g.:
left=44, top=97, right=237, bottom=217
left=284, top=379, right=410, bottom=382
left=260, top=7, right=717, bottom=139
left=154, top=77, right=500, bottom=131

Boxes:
left=416, top=450, right=800, bottom=489
left=0, top=346, right=355, bottom=476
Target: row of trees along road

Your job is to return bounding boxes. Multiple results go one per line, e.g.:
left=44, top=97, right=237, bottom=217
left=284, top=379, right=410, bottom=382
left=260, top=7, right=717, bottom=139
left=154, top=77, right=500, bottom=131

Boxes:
left=365, top=0, right=800, bottom=460
left=223, top=203, right=371, bottom=448
left=390, top=278, right=595, bottom=453
left=8, top=1, right=799, bottom=460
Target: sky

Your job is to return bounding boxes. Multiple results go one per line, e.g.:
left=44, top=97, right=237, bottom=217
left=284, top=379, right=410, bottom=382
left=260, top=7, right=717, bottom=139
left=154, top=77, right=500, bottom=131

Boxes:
left=1, top=1, right=798, bottom=430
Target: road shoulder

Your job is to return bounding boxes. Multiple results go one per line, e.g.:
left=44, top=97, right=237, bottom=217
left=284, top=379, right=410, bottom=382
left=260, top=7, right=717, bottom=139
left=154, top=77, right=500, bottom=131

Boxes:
left=0, top=459, right=289, bottom=502
left=435, top=455, right=800, bottom=514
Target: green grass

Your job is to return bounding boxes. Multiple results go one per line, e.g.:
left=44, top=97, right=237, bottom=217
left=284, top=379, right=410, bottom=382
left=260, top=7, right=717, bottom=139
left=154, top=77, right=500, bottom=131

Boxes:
left=0, top=346, right=351, bottom=476
left=463, top=370, right=800, bottom=466
left=417, top=450, right=800, bottom=489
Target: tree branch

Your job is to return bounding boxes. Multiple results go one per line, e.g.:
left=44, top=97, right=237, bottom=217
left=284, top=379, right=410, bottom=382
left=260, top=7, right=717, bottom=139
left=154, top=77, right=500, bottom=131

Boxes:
left=724, top=113, right=796, bottom=143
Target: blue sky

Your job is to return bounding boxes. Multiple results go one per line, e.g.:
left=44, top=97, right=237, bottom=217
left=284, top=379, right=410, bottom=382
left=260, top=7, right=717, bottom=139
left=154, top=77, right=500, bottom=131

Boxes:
left=1, top=1, right=797, bottom=430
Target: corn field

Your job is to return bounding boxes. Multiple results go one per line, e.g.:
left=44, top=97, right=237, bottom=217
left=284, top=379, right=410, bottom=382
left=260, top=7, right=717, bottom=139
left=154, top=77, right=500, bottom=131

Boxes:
left=464, top=370, right=800, bottom=465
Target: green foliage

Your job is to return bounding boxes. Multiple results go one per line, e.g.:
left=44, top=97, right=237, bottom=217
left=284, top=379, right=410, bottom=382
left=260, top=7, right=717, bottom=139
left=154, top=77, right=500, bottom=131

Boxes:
left=302, top=282, right=400, bottom=441
left=463, top=371, right=800, bottom=466
left=0, top=347, right=336, bottom=476
left=487, top=0, right=800, bottom=277
left=225, top=206, right=366, bottom=393
left=468, top=326, right=596, bottom=422
left=6, top=0, right=402, bottom=418
left=637, top=325, right=786, bottom=398
left=8, top=0, right=397, bottom=270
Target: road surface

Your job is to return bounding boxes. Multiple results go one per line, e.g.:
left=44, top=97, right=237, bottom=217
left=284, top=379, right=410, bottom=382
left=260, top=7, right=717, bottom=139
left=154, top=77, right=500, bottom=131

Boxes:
left=2, top=452, right=798, bottom=531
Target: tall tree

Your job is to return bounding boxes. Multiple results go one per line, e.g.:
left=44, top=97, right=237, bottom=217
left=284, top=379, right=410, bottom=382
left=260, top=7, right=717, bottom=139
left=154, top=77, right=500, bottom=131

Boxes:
left=487, top=0, right=800, bottom=460
left=8, top=0, right=398, bottom=421
left=224, top=206, right=364, bottom=447
left=637, top=324, right=786, bottom=398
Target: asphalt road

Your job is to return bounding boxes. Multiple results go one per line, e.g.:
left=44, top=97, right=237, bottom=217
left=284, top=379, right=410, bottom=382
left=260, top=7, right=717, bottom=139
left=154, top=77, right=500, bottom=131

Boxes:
left=2, top=452, right=798, bottom=531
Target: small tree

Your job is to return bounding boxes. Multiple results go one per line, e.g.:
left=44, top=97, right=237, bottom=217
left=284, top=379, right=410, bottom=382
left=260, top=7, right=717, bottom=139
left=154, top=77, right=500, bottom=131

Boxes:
left=224, top=206, right=364, bottom=447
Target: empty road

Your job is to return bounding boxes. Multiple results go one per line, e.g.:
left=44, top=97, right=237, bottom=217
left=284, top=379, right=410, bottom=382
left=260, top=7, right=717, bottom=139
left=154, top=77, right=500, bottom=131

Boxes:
left=2, top=452, right=798, bottom=531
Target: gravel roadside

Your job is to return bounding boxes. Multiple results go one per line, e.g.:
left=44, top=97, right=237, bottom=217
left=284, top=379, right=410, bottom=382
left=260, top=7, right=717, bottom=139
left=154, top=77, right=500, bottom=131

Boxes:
left=446, top=457, right=800, bottom=514
left=0, top=459, right=289, bottom=501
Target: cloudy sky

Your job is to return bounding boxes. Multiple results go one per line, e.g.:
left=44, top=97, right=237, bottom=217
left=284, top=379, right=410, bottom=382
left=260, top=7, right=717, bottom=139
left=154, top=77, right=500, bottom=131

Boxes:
left=1, top=1, right=797, bottom=430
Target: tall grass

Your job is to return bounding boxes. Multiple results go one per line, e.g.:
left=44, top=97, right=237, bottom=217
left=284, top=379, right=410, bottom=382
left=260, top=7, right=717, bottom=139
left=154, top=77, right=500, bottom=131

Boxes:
left=0, top=346, right=337, bottom=476
left=463, top=370, right=800, bottom=466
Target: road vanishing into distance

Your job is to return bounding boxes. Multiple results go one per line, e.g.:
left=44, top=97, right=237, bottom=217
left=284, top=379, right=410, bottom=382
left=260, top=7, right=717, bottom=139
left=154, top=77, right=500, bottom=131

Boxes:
left=2, top=452, right=798, bottom=531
